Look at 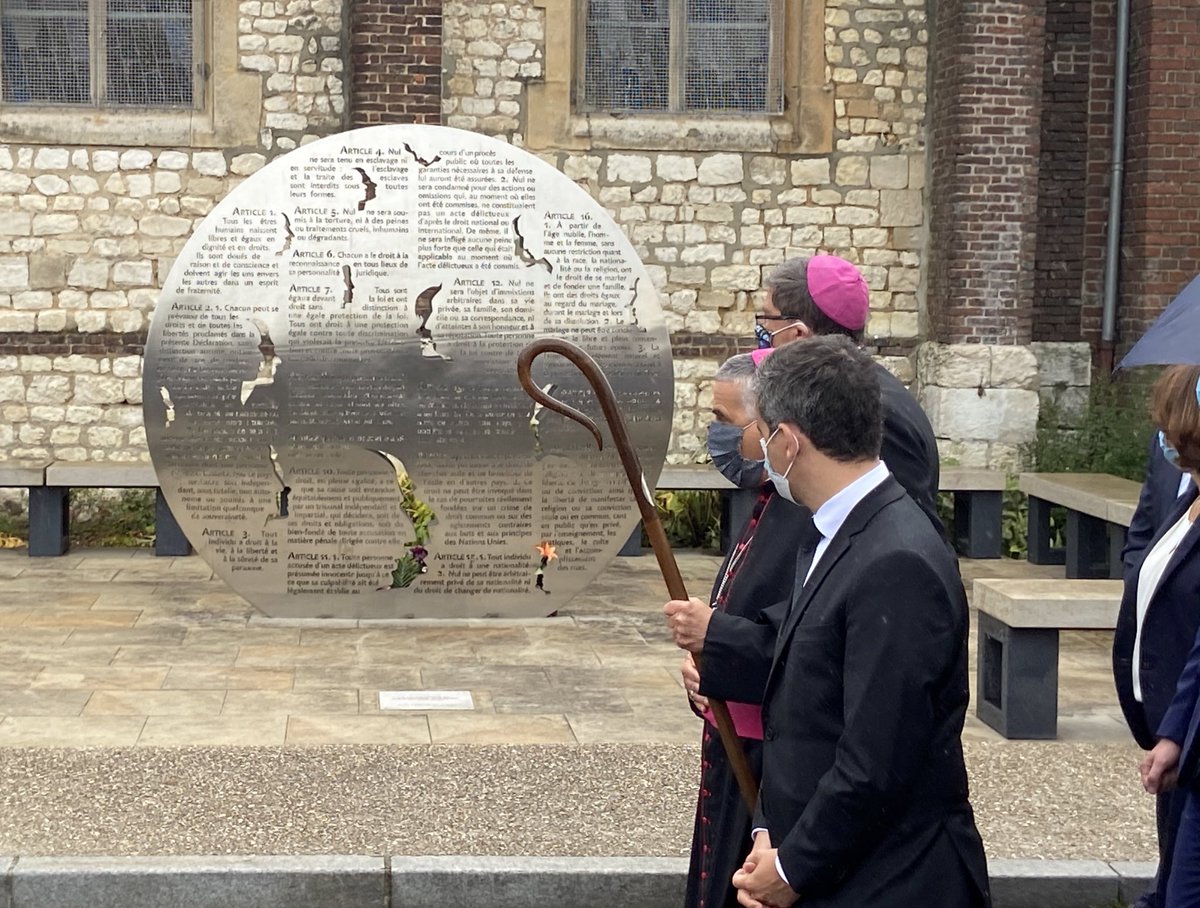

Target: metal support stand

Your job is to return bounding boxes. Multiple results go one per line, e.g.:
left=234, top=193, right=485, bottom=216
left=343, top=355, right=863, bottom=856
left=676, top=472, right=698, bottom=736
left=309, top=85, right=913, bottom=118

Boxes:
left=28, top=487, right=69, bottom=557
left=1065, top=511, right=1111, bottom=579
left=720, top=489, right=757, bottom=556
left=154, top=490, right=192, bottom=557
left=618, top=525, right=643, bottom=557
left=953, top=490, right=1002, bottom=559
left=1026, top=496, right=1065, bottom=565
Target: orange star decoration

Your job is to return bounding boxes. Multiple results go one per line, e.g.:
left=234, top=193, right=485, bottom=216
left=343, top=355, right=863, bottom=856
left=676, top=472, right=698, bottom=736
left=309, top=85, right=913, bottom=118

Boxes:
left=536, top=541, right=558, bottom=561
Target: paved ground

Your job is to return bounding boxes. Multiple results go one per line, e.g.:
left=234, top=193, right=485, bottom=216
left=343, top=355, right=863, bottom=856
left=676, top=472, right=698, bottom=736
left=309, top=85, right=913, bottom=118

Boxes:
left=0, top=547, right=1157, bottom=860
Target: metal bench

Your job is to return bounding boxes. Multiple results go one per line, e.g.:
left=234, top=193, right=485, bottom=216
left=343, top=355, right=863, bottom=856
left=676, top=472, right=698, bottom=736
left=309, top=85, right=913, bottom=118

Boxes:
left=1019, top=472, right=1140, bottom=578
left=974, top=577, right=1121, bottom=739
left=0, top=461, right=192, bottom=558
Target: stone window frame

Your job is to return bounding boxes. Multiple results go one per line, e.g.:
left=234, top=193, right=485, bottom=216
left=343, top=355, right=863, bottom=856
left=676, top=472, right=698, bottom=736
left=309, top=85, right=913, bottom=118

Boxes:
left=527, top=0, right=831, bottom=154
left=576, top=0, right=784, bottom=117
left=0, top=0, right=260, bottom=149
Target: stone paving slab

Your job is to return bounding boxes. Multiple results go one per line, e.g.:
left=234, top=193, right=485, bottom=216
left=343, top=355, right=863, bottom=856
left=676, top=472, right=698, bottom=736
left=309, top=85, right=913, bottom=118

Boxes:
left=0, top=547, right=1160, bottom=866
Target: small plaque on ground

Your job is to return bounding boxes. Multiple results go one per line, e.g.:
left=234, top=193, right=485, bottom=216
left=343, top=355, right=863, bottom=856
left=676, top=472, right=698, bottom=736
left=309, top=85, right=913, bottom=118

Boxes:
left=378, top=690, right=475, bottom=711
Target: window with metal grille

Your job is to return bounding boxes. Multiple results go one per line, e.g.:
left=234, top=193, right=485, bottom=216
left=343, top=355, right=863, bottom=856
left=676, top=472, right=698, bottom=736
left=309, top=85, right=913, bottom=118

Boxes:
left=580, top=0, right=783, bottom=115
left=0, top=0, right=199, bottom=108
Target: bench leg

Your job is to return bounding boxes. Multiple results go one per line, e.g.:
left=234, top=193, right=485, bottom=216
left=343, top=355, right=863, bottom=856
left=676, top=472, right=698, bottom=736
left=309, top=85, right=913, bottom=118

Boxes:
left=617, top=524, right=644, bottom=557
left=154, top=490, right=192, bottom=557
left=28, top=487, right=69, bottom=557
left=719, top=489, right=758, bottom=556
left=1065, top=510, right=1110, bottom=579
left=976, top=612, right=1060, bottom=739
left=953, top=490, right=1002, bottom=559
left=1026, top=496, right=1065, bottom=565
left=1108, top=523, right=1127, bottom=580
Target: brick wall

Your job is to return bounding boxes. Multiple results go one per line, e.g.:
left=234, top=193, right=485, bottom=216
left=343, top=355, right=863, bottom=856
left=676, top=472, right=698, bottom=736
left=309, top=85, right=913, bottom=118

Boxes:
left=928, top=0, right=1045, bottom=345
left=1116, top=0, right=1200, bottom=355
left=351, top=2, right=443, bottom=126
left=1032, top=0, right=1091, bottom=343
left=1079, top=0, right=1116, bottom=347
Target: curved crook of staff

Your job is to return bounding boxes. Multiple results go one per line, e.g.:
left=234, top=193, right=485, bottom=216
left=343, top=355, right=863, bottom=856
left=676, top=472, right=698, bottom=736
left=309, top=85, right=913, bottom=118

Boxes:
left=517, top=337, right=758, bottom=812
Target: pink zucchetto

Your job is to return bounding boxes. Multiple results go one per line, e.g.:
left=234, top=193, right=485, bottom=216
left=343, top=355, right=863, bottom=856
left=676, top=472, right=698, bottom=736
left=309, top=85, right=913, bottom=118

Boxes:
left=806, top=254, right=870, bottom=331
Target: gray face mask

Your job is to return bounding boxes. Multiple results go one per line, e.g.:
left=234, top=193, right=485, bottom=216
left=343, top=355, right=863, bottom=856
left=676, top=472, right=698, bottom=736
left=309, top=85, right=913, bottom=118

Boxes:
left=759, top=426, right=797, bottom=503
left=707, top=420, right=765, bottom=489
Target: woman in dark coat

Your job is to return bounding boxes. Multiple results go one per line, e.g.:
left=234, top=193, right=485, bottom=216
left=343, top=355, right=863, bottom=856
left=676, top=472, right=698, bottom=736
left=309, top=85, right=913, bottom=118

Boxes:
left=1125, top=365, right=1200, bottom=906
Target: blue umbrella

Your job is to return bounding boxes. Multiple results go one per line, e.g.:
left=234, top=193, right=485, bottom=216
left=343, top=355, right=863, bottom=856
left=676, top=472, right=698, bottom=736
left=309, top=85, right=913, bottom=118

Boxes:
left=1119, top=273, right=1200, bottom=368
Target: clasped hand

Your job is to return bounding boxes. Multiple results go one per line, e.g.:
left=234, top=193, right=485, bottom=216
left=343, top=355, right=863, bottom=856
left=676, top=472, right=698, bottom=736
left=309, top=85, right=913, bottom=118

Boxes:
left=1141, top=738, right=1182, bottom=795
left=732, top=831, right=799, bottom=908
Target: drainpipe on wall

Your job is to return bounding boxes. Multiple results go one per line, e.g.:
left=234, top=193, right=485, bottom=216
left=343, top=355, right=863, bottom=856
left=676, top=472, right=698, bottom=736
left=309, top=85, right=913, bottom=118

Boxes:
left=1099, top=0, right=1132, bottom=374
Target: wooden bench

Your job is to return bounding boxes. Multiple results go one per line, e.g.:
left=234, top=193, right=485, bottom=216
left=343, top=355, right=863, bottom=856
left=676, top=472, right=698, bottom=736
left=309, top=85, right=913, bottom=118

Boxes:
left=974, top=578, right=1121, bottom=739
left=0, top=461, right=191, bottom=558
left=1019, top=472, right=1141, bottom=579
left=622, top=464, right=1007, bottom=558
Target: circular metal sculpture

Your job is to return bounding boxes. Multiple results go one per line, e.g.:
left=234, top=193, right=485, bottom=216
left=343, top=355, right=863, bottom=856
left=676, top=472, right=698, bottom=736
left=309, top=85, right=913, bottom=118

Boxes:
left=144, top=125, right=673, bottom=619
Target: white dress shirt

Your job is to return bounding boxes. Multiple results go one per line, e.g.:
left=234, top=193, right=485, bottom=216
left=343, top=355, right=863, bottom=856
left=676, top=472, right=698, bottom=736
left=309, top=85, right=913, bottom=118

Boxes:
left=804, top=461, right=892, bottom=585
left=1133, top=510, right=1195, bottom=702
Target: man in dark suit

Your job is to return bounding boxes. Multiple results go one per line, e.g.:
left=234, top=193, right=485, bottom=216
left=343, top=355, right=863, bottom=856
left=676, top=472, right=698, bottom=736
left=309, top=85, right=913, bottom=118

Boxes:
left=666, top=254, right=947, bottom=705
left=1116, top=432, right=1200, bottom=908
left=728, top=336, right=989, bottom=908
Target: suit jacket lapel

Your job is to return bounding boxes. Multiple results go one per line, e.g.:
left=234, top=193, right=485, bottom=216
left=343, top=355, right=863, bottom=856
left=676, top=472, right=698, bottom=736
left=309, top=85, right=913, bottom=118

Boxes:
left=767, top=478, right=907, bottom=684
left=771, top=533, right=850, bottom=664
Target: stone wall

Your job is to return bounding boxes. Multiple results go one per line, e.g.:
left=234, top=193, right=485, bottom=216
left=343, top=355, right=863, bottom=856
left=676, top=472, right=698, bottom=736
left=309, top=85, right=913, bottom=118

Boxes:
left=442, top=0, right=543, bottom=140
left=1, top=0, right=1102, bottom=476
left=1031, top=341, right=1092, bottom=428
left=443, top=0, right=931, bottom=464
left=0, top=3, right=348, bottom=464
left=917, top=343, right=1041, bottom=469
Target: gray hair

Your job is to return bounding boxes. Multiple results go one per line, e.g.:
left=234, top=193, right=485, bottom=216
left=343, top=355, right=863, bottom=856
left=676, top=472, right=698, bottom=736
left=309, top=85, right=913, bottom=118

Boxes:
left=715, top=353, right=758, bottom=411
left=715, top=352, right=757, bottom=382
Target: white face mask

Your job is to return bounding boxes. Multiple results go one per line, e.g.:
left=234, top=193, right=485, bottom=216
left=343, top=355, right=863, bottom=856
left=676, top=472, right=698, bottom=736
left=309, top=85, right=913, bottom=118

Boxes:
left=759, top=426, right=797, bottom=503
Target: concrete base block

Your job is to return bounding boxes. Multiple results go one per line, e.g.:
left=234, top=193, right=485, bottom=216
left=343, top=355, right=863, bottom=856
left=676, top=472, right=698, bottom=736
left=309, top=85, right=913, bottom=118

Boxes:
left=10, top=855, right=386, bottom=908
left=3, top=855, right=13, bottom=908
left=390, top=856, right=688, bottom=908
left=0, top=854, right=1162, bottom=908
left=1111, top=860, right=1157, bottom=903
left=988, top=859, right=1118, bottom=908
